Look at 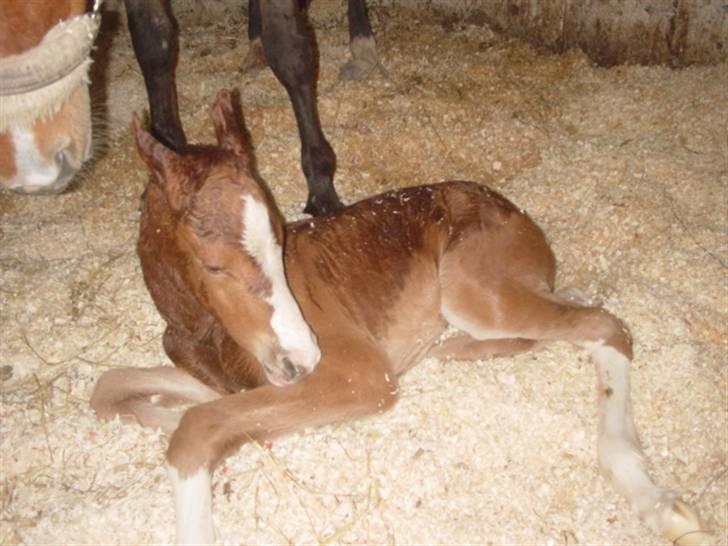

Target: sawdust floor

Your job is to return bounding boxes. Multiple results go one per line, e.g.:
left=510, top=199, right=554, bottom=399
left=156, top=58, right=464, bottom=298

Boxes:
left=1, top=2, right=726, bottom=545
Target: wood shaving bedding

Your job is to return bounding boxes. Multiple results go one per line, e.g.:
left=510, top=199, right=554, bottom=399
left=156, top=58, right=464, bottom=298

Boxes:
left=1, top=2, right=725, bottom=544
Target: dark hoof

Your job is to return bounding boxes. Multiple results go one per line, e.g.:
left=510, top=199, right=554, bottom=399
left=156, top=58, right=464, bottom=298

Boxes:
left=339, top=58, right=378, bottom=81
left=339, top=36, right=381, bottom=81
left=304, top=193, right=344, bottom=217
left=152, top=125, right=186, bottom=151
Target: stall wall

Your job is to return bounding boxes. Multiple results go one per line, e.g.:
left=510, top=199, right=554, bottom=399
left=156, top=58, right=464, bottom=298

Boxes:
left=385, top=0, right=727, bottom=66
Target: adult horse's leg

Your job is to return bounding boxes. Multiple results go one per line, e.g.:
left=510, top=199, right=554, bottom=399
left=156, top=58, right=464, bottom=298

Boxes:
left=245, top=0, right=379, bottom=81
left=259, top=0, right=341, bottom=216
left=124, top=0, right=186, bottom=149
left=339, top=0, right=379, bottom=80
left=244, top=0, right=312, bottom=72
left=242, top=0, right=266, bottom=71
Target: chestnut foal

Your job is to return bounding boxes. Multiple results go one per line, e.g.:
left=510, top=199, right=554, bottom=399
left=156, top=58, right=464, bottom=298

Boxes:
left=91, top=91, right=706, bottom=544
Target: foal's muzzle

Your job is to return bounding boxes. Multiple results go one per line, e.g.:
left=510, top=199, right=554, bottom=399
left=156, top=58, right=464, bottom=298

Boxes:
left=264, top=345, right=321, bottom=387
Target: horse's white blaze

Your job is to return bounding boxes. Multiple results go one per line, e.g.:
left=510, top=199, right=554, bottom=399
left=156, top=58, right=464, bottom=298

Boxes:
left=167, top=465, right=214, bottom=545
left=241, top=194, right=320, bottom=371
left=8, top=127, right=61, bottom=191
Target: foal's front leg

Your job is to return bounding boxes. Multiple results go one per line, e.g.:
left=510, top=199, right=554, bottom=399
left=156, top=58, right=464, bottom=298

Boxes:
left=166, top=341, right=397, bottom=544
left=91, top=366, right=222, bottom=434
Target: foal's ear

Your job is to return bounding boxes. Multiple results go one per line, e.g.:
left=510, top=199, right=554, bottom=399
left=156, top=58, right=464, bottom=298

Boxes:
left=211, top=90, right=251, bottom=163
left=132, top=114, right=188, bottom=212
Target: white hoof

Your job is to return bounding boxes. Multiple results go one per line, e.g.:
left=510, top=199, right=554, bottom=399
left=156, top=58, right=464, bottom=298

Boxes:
left=661, top=499, right=712, bottom=546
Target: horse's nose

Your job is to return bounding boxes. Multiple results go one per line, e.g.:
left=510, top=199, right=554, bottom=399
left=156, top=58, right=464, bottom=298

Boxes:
left=54, top=149, right=79, bottom=189
left=6, top=126, right=84, bottom=194
left=29, top=148, right=77, bottom=194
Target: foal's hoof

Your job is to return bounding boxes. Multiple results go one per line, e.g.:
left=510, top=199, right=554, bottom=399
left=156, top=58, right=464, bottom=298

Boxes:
left=662, top=499, right=712, bottom=546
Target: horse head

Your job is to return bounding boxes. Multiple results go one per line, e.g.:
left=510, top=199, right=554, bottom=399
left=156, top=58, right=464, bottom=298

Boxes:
left=134, top=91, right=321, bottom=387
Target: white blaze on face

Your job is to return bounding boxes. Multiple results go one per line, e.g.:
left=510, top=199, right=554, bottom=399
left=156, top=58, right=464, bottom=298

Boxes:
left=4, top=118, right=90, bottom=193
left=7, top=127, right=62, bottom=191
left=241, top=194, right=321, bottom=372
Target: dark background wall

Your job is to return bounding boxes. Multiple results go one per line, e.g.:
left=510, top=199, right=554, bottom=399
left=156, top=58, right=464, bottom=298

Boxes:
left=167, top=0, right=727, bottom=66
left=410, top=0, right=727, bottom=66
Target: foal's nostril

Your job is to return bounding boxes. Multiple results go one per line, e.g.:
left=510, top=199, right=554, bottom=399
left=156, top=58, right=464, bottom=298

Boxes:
left=282, top=357, right=299, bottom=379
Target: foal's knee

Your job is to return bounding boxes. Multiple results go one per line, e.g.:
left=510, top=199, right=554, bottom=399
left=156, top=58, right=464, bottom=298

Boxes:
left=167, top=403, right=225, bottom=475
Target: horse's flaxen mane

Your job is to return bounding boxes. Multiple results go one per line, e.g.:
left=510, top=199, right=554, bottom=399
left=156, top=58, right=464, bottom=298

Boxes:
left=0, top=12, right=100, bottom=131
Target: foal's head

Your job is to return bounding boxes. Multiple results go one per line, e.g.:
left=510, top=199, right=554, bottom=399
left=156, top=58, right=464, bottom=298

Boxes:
left=134, top=91, right=320, bottom=386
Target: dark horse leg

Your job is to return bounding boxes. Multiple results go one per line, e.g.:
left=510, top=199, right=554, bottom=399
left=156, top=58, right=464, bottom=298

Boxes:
left=243, top=0, right=312, bottom=71
left=257, top=0, right=341, bottom=215
left=339, top=0, right=379, bottom=80
left=124, top=0, right=186, bottom=149
left=245, top=0, right=378, bottom=80
left=243, top=0, right=266, bottom=70
left=124, top=0, right=340, bottom=214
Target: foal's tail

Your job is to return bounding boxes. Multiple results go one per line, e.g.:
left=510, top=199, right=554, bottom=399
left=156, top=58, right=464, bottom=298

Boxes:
left=90, top=367, right=222, bottom=434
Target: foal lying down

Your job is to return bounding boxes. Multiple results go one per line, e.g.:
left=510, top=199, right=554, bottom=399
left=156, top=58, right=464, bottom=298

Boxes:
left=91, top=91, right=707, bottom=545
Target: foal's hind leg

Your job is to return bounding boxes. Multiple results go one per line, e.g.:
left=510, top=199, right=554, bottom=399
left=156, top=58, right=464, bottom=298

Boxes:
left=439, top=273, right=706, bottom=543
left=428, top=334, right=540, bottom=361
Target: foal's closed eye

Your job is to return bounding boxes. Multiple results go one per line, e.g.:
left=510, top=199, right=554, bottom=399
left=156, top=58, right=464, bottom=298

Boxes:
left=201, top=258, right=271, bottom=298
left=203, top=263, right=229, bottom=276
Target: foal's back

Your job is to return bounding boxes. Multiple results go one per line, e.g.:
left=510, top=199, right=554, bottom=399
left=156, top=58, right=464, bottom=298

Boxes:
left=284, top=181, right=555, bottom=372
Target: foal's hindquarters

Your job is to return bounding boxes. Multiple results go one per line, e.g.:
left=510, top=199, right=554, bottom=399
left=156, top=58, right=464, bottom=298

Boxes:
left=425, top=191, right=705, bottom=542
left=91, top=92, right=707, bottom=544
left=285, top=182, right=706, bottom=545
